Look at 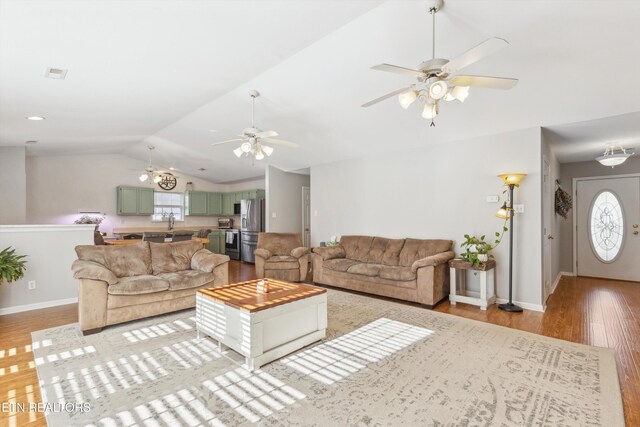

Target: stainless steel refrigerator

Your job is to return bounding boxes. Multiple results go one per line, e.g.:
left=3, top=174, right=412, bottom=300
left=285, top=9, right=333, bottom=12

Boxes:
left=240, top=199, right=265, bottom=263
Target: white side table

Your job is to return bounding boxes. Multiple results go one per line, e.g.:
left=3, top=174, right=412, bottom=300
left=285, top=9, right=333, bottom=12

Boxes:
left=449, top=259, right=496, bottom=310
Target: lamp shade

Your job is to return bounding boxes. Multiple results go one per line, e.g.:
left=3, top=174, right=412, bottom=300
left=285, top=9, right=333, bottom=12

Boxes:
left=233, top=147, right=244, bottom=157
left=262, top=145, right=274, bottom=156
left=496, top=202, right=510, bottom=219
left=596, top=153, right=630, bottom=167
left=139, top=173, right=148, bottom=182
left=498, top=173, right=527, bottom=185
left=398, top=91, right=418, bottom=109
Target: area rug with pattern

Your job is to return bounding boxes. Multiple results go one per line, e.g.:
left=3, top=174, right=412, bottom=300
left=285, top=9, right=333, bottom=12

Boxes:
left=32, top=289, right=624, bottom=426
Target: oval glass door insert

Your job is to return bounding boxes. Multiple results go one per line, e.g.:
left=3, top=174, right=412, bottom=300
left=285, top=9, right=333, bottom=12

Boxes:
left=589, top=191, right=624, bottom=262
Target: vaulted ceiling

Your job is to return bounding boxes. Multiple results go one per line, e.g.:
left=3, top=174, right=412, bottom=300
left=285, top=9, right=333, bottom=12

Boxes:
left=1, top=1, right=639, bottom=181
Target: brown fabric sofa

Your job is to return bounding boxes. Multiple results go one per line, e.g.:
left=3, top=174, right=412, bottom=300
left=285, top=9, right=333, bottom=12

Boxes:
left=312, top=235, right=455, bottom=307
left=72, top=240, right=229, bottom=334
left=254, top=233, right=310, bottom=282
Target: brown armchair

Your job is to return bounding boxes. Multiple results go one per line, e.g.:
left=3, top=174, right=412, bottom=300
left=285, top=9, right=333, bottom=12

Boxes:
left=254, top=233, right=310, bottom=282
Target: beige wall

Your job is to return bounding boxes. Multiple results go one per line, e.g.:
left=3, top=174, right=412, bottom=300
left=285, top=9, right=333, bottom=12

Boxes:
left=311, top=127, right=544, bottom=309
left=265, top=165, right=310, bottom=234
left=25, top=153, right=264, bottom=236
left=0, top=147, right=26, bottom=224
left=558, top=156, right=640, bottom=272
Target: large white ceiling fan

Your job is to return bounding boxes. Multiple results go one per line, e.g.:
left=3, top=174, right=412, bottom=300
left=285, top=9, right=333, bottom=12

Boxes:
left=211, top=90, right=298, bottom=160
left=136, top=145, right=179, bottom=184
left=362, top=0, right=518, bottom=126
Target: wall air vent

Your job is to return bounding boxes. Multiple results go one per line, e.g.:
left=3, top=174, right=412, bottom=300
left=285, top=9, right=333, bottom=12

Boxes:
left=44, top=67, right=68, bottom=80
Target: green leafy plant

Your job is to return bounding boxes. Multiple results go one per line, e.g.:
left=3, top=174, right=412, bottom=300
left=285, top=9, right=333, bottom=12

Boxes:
left=460, top=221, right=509, bottom=267
left=0, top=247, right=27, bottom=284
left=74, top=215, right=104, bottom=225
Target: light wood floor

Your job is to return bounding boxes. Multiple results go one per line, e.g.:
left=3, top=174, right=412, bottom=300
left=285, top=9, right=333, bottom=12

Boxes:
left=1, top=262, right=638, bottom=426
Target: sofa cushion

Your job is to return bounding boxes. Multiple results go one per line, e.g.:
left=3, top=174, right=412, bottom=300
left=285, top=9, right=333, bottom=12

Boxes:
left=257, top=233, right=303, bottom=256
left=265, top=255, right=300, bottom=270
left=399, top=239, right=453, bottom=267
left=378, top=265, right=416, bottom=281
left=158, top=270, right=215, bottom=291
left=150, top=240, right=203, bottom=274
left=340, top=236, right=375, bottom=263
left=76, top=242, right=152, bottom=278
left=347, top=263, right=381, bottom=277
left=107, top=275, right=169, bottom=295
left=366, top=237, right=405, bottom=266
left=324, top=258, right=360, bottom=272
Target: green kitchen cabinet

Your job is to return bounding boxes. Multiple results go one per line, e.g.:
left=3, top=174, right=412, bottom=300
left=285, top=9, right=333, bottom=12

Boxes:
left=186, top=191, right=208, bottom=216
left=234, top=192, right=243, bottom=203
left=222, top=192, right=235, bottom=215
left=248, top=189, right=266, bottom=199
left=116, top=186, right=154, bottom=215
left=137, top=187, right=154, bottom=215
left=206, top=231, right=225, bottom=254
left=207, top=192, right=222, bottom=215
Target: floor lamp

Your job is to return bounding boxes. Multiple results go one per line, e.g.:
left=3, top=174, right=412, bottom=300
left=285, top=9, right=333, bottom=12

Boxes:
left=496, top=173, right=527, bottom=313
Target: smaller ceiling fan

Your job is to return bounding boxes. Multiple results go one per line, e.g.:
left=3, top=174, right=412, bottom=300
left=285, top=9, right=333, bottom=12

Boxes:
left=136, top=145, right=180, bottom=187
left=362, top=0, right=518, bottom=126
left=211, top=90, right=298, bottom=160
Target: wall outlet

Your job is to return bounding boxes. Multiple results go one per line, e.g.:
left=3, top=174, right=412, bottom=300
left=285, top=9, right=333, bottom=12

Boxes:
left=271, top=212, right=277, bottom=218
left=486, top=195, right=500, bottom=203
left=514, top=204, right=525, bottom=213
left=28, top=280, right=36, bottom=290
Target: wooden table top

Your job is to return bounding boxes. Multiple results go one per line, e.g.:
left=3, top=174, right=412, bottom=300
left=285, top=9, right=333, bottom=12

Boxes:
left=198, top=279, right=326, bottom=313
left=449, top=258, right=496, bottom=271
left=104, top=237, right=209, bottom=245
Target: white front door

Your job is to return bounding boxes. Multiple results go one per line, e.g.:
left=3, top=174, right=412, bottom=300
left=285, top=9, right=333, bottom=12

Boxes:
left=576, top=176, right=640, bottom=281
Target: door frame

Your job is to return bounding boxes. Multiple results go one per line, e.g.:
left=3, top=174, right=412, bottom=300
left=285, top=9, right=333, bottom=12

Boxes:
left=572, top=172, right=640, bottom=276
left=301, top=186, right=311, bottom=247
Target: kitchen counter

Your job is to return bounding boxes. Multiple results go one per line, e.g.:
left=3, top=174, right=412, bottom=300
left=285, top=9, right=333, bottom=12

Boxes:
left=105, top=237, right=209, bottom=246
left=112, top=226, right=240, bottom=234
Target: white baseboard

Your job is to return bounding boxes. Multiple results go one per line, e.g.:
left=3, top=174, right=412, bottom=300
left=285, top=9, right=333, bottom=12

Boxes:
left=0, top=297, right=78, bottom=316
left=560, top=271, right=575, bottom=277
left=550, top=272, right=566, bottom=295
left=495, top=298, right=545, bottom=313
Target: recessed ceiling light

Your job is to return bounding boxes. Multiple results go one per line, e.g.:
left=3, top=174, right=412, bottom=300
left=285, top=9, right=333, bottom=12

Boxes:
left=198, top=168, right=206, bottom=171
left=27, top=116, right=45, bottom=121
left=25, top=140, right=38, bottom=144
left=44, top=67, right=68, bottom=80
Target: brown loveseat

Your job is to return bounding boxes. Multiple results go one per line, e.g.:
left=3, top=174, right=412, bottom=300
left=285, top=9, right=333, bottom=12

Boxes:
left=312, top=236, right=454, bottom=308
left=72, top=240, right=229, bottom=334
left=254, top=233, right=310, bottom=282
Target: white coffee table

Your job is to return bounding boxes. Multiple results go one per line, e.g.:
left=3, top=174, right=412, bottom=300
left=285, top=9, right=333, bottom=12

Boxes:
left=195, top=279, right=327, bottom=371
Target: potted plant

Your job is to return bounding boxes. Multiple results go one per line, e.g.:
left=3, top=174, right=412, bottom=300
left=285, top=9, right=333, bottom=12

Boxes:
left=460, top=224, right=508, bottom=267
left=0, top=247, right=27, bottom=284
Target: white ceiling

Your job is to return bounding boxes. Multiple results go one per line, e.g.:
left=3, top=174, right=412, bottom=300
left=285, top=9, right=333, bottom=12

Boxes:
left=2, top=1, right=640, bottom=182
left=543, top=112, right=640, bottom=163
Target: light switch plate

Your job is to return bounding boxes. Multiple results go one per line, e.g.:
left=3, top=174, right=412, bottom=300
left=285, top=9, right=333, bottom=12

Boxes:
left=514, top=204, right=525, bottom=213
left=486, top=195, right=500, bottom=203
left=271, top=212, right=277, bottom=218
left=28, top=280, right=36, bottom=290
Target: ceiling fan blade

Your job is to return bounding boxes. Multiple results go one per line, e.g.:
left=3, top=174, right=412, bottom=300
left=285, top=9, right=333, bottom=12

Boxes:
left=261, top=138, right=299, bottom=148
left=371, top=64, right=424, bottom=78
left=449, top=75, right=518, bottom=90
left=256, top=130, right=278, bottom=138
left=361, top=86, right=413, bottom=108
left=210, top=138, right=245, bottom=146
left=441, top=37, right=509, bottom=75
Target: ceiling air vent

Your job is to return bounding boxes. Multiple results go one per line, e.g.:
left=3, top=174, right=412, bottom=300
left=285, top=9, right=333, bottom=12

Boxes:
left=44, top=67, right=68, bottom=80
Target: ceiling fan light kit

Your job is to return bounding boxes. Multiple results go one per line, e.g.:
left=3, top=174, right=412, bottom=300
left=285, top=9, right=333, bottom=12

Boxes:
left=363, top=0, right=518, bottom=126
left=596, top=144, right=634, bottom=167
left=211, top=90, right=298, bottom=160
